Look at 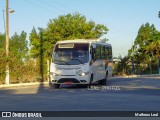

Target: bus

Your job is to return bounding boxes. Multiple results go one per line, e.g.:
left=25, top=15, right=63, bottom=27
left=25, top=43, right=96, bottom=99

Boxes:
left=50, top=39, right=113, bottom=88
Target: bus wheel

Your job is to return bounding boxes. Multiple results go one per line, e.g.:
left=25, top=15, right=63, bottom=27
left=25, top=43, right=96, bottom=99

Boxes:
left=98, top=73, right=107, bottom=85
left=105, top=72, right=108, bottom=85
left=88, top=75, right=93, bottom=88
left=52, top=84, right=60, bottom=89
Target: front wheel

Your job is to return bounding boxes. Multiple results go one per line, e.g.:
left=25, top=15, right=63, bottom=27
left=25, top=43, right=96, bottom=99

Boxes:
left=49, top=82, right=60, bottom=89
left=53, top=84, right=60, bottom=89
left=88, top=75, right=93, bottom=88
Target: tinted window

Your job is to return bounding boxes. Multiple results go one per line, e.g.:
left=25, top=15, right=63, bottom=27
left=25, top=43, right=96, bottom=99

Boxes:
left=53, top=43, right=89, bottom=65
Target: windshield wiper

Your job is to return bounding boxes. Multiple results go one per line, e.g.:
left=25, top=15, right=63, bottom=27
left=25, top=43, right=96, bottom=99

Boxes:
left=54, top=60, right=70, bottom=65
left=71, top=58, right=84, bottom=64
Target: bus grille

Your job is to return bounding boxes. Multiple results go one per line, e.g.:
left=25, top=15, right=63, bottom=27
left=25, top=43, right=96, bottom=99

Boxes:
left=58, top=78, right=80, bottom=83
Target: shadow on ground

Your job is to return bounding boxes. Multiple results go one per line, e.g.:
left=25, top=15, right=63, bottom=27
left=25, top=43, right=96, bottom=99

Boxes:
left=0, top=77, right=159, bottom=95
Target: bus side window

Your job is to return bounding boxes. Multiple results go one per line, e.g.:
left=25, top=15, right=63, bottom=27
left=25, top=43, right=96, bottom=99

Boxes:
left=91, top=47, right=96, bottom=61
left=105, top=47, right=109, bottom=59
left=96, top=45, right=101, bottom=59
left=101, top=46, right=106, bottom=59
left=109, top=47, right=112, bottom=59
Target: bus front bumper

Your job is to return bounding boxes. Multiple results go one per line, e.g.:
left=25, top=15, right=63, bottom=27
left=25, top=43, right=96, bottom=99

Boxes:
left=50, top=75, right=90, bottom=84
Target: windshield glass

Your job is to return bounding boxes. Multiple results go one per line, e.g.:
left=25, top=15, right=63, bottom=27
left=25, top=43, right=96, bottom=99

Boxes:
left=52, top=43, right=89, bottom=65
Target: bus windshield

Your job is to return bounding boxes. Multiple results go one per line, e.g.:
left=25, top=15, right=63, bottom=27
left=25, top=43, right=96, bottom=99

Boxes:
left=52, top=43, right=89, bottom=65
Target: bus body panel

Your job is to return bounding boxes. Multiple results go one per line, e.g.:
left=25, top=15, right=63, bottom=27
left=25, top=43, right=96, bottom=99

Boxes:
left=50, top=62, right=91, bottom=84
left=50, top=39, right=113, bottom=86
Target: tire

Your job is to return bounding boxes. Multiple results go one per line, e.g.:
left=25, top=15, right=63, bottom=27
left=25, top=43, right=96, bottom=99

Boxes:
left=98, top=79, right=105, bottom=85
left=49, top=81, right=53, bottom=87
left=49, top=82, right=60, bottom=89
left=88, top=74, right=93, bottom=88
left=49, top=75, right=60, bottom=89
left=98, top=73, right=108, bottom=85
left=53, top=84, right=60, bottom=89
left=80, top=84, right=88, bottom=88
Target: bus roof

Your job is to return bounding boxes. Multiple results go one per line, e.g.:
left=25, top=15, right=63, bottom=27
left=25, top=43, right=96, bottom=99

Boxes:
left=56, top=39, right=112, bottom=46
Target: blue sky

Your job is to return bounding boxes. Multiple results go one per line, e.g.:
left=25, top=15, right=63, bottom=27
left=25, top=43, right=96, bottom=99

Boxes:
left=0, top=0, right=160, bottom=57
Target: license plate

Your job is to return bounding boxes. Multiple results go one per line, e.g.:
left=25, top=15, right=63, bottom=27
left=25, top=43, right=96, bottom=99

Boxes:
left=64, top=81, right=73, bottom=84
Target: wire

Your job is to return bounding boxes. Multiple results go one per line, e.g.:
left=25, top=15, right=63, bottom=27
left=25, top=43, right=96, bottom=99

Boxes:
left=24, top=0, right=138, bottom=42
left=50, top=0, right=77, bottom=13
left=24, top=0, right=60, bottom=16
left=38, top=0, right=66, bottom=13
left=23, top=0, right=142, bottom=38
left=48, top=0, right=137, bottom=37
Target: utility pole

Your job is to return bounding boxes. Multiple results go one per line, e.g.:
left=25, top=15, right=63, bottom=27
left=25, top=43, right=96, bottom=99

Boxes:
left=5, top=0, right=9, bottom=84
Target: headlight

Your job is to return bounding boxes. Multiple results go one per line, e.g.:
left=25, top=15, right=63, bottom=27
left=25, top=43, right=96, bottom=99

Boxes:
left=76, top=70, right=82, bottom=75
left=50, top=72, right=59, bottom=76
left=76, top=70, right=89, bottom=76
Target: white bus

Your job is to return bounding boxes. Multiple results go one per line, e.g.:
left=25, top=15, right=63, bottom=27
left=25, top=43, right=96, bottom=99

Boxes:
left=50, top=39, right=113, bottom=88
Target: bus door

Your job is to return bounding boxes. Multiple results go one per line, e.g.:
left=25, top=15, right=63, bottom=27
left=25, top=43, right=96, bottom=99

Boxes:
left=90, top=44, right=103, bottom=81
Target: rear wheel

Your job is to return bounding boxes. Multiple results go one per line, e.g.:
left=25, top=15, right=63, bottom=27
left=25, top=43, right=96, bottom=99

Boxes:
left=98, top=72, right=108, bottom=85
left=80, top=84, right=88, bottom=88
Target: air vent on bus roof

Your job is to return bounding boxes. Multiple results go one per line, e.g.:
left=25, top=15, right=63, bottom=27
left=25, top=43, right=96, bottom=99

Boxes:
left=58, top=43, right=74, bottom=48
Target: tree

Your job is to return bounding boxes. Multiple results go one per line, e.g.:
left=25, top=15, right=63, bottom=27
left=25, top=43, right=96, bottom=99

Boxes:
left=47, top=13, right=108, bottom=40
left=0, top=33, right=6, bottom=83
left=145, top=31, right=160, bottom=58
left=29, top=27, right=42, bottom=58
left=10, top=31, right=29, bottom=61
left=113, top=55, right=130, bottom=75
left=129, top=23, right=159, bottom=62
left=0, top=33, right=5, bottom=51
left=44, top=12, right=108, bottom=57
left=128, top=23, right=160, bottom=74
left=29, top=13, right=109, bottom=80
left=0, top=32, right=30, bottom=83
left=30, top=13, right=109, bottom=58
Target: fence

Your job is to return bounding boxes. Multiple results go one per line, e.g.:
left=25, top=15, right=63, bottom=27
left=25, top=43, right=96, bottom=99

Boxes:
left=112, top=61, right=159, bottom=76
